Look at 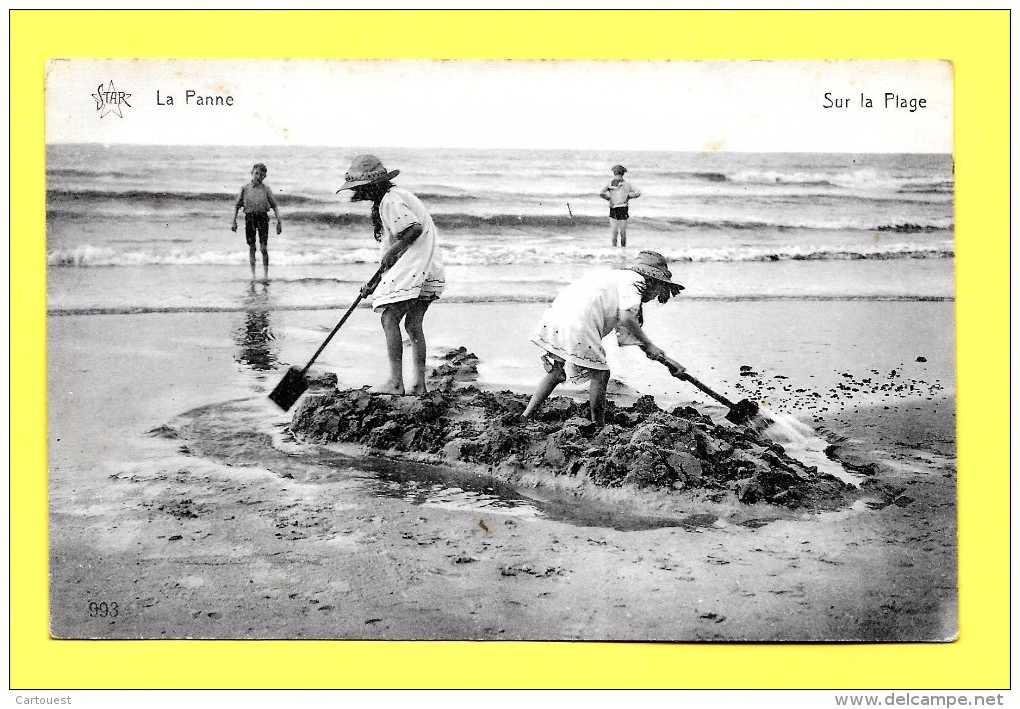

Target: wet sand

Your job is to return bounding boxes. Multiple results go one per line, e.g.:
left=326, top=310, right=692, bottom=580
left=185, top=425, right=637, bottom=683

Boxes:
left=47, top=299, right=957, bottom=641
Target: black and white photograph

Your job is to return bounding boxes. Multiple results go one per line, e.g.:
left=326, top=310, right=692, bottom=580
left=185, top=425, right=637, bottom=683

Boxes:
left=46, top=58, right=956, bottom=642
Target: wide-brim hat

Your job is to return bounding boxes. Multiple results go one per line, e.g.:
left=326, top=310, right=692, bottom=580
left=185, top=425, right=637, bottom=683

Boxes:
left=336, top=154, right=400, bottom=192
left=626, top=250, right=685, bottom=292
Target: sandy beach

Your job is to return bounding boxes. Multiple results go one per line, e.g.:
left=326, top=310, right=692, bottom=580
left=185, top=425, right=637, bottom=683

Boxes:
left=48, top=296, right=956, bottom=641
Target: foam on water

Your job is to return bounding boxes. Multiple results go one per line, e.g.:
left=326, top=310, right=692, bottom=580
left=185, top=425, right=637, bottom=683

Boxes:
left=762, top=411, right=863, bottom=486
left=46, top=240, right=955, bottom=269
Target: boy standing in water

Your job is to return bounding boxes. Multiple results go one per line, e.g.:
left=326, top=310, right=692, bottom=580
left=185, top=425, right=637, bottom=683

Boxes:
left=599, top=164, right=641, bottom=247
left=337, top=154, right=445, bottom=396
left=231, top=163, right=282, bottom=280
left=523, top=250, right=685, bottom=426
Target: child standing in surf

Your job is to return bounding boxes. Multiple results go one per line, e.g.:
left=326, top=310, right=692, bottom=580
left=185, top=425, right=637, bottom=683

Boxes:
left=523, top=250, right=685, bottom=426
left=231, top=162, right=283, bottom=281
left=338, top=155, right=446, bottom=396
left=599, top=164, right=641, bottom=247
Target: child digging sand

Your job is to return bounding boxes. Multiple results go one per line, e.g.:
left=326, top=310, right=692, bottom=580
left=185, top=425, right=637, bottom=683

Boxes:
left=337, top=155, right=445, bottom=396
left=522, top=250, right=685, bottom=426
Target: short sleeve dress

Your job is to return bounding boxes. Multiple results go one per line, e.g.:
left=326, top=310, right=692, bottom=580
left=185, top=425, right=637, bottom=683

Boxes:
left=531, top=269, right=645, bottom=379
left=372, top=186, right=446, bottom=312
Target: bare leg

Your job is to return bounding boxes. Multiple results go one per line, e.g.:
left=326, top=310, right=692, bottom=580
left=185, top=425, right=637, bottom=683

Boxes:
left=248, top=245, right=257, bottom=280
left=610, top=218, right=619, bottom=247
left=374, top=301, right=412, bottom=395
left=522, top=361, right=566, bottom=419
left=402, top=299, right=432, bottom=395
left=619, top=221, right=627, bottom=248
left=588, top=369, right=611, bottom=426
left=261, top=246, right=269, bottom=280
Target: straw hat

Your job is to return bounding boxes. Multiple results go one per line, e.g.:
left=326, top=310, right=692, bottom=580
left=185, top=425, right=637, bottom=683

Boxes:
left=336, top=155, right=400, bottom=192
left=626, top=251, right=685, bottom=291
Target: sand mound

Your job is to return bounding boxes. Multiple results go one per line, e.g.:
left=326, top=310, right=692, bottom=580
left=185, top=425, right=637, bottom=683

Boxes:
left=290, top=350, right=857, bottom=510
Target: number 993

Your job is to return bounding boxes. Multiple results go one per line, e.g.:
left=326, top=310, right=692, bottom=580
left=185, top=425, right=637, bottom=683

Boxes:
left=88, top=601, right=119, bottom=618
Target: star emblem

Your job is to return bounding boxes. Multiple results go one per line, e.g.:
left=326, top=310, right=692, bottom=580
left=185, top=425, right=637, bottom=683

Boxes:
left=92, top=80, right=132, bottom=118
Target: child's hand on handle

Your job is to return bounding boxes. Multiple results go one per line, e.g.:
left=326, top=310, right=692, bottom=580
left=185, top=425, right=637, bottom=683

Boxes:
left=359, top=272, right=382, bottom=299
left=660, top=357, right=686, bottom=378
left=646, top=347, right=686, bottom=377
left=231, top=220, right=238, bottom=232
left=359, top=281, right=377, bottom=299
left=643, top=344, right=667, bottom=364
left=276, top=220, right=283, bottom=235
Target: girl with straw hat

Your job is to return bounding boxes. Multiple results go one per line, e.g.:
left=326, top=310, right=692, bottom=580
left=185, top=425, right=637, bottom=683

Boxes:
left=522, top=250, right=685, bottom=426
left=338, top=155, right=446, bottom=396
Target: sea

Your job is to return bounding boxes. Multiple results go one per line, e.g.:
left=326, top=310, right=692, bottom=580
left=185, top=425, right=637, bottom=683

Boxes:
left=45, top=144, right=955, bottom=314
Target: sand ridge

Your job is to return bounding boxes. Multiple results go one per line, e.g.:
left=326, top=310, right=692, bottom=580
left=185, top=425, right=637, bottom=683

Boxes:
left=289, top=347, right=905, bottom=516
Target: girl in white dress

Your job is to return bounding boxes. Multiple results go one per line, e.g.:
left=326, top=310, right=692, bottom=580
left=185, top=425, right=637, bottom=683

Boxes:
left=338, top=155, right=446, bottom=395
left=523, top=251, right=685, bottom=425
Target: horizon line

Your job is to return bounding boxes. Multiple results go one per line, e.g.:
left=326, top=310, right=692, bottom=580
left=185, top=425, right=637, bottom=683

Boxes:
left=44, top=142, right=954, bottom=156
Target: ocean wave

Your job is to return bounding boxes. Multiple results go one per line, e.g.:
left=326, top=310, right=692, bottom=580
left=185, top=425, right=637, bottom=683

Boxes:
left=46, top=188, right=326, bottom=205
left=727, top=168, right=953, bottom=193
left=47, top=241, right=954, bottom=268
left=286, top=211, right=954, bottom=233
left=413, top=187, right=482, bottom=202
left=277, top=211, right=608, bottom=230
left=44, top=200, right=955, bottom=234
left=662, top=216, right=953, bottom=232
left=46, top=292, right=955, bottom=316
left=46, top=186, right=482, bottom=207
left=897, top=181, right=955, bottom=195
left=651, top=171, right=731, bottom=183
left=47, top=168, right=138, bottom=179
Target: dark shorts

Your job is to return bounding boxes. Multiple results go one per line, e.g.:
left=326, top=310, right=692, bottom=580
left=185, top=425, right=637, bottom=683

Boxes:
left=245, top=213, right=270, bottom=248
left=609, top=206, right=629, bottom=220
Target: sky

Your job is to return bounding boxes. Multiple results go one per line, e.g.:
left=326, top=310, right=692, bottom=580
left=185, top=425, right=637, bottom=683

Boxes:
left=46, top=59, right=954, bottom=153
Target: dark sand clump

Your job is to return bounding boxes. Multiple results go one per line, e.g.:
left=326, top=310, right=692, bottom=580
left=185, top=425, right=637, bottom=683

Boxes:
left=291, top=360, right=856, bottom=511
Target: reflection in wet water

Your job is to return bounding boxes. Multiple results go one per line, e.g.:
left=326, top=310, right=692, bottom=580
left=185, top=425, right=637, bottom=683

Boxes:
left=234, top=281, right=279, bottom=371
left=362, top=465, right=541, bottom=516
left=274, top=416, right=736, bottom=533
left=350, top=456, right=722, bottom=532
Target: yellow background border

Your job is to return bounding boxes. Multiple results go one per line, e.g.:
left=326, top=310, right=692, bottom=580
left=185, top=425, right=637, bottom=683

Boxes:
left=11, top=10, right=1010, bottom=689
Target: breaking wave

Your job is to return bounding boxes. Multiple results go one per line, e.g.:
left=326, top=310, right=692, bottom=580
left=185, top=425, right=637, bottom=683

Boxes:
left=47, top=188, right=326, bottom=205
left=47, top=241, right=954, bottom=268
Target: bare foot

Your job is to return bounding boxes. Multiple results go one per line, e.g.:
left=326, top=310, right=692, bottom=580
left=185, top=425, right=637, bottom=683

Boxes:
left=406, top=383, right=428, bottom=396
left=370, top=381, right=405, bottom=396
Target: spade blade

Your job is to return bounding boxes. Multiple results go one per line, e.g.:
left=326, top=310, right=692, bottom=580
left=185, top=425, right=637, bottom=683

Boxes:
left=268, top=367, right=308, bottom=411
left=725, top=398, right=761, bottom=425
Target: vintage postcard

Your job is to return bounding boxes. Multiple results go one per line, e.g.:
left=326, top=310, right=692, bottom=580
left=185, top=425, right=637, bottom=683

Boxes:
left=45, top=58, right=956, bottom=642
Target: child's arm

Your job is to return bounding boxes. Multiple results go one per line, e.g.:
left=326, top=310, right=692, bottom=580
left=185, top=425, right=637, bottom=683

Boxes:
left=617, top=313, right=684, bottom=376
left=380, top=223, right=423, bottom=270
left=267, top=187, right=282, bottom=234
left=231, top=187, right=244, bottom=231
left=617, top=312, right=664, bottom=360
left=599, top=184, right=612, bottom=201
left=627, top=182, right=641, bottom=199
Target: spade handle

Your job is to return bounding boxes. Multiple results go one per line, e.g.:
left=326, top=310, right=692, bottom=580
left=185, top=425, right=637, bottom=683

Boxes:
left=300, top=266, right=384, bottom=375
left=677, top=372, right=737, bottom=409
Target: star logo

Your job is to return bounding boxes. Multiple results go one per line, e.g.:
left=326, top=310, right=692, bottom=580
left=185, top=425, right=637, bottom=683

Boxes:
left=92, top=80, right=132, bottom=118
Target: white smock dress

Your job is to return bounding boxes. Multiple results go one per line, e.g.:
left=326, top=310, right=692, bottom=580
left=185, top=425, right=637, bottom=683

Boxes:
left=372, top=186, right=446, bottom=312
left=531, top=269, right=645, bottom=381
